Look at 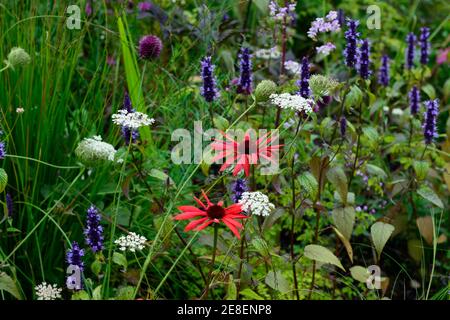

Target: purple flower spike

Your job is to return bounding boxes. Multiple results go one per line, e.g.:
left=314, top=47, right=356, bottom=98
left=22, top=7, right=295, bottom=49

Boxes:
left=66, top=241, right=85, bottom=272
left=419, top=27, right=430, bottom=65
left=405, top=32, right=416, bottom=69
left=6, top=193, right=13, bottom=217
left=357, top=39, right=371, bottom=79
left=340, top=116, right=347, bottom=137
left=343, top=19, right=360, bottom=68
left=231, top=178, right=248, bottom=203
left=84, top=205, right=104, bottom=253
left=378, top=54, right=390, bottom=87
left=200, top=56, right=220, bottom=103
left=236, top=48, right=253, bottom=95
left=0, top=141, right=5, bottom=159
left=121, top=91, right=139, bottom=145
left=423, top=99, right=439, bottom=144
left=408, top=86, right=420, bottom=115
left=139, top=35, right=162, bottom=60
left=297, top=56, right=310, bottom=98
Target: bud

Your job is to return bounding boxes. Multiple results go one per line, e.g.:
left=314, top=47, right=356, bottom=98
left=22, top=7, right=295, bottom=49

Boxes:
left=255, top=80, right=277, bottom=102
left=75, top=136, right=117, bottom=167
left=6, top=47, right=31, bottom=69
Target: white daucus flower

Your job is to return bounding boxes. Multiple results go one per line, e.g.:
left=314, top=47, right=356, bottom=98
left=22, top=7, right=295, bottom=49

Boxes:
left=114, top=232, right=147, bottom=252
left=112, top=110, right=155, bottom=129
left=269, top=93, right=314, bottom=114
left=239, top=192, right=275, bottom=217
left=284, top=60, right=301, bottom=75
left=75, top=135, right=116, bottom=167
left=255, top=47, right=281, bottom=60
left=35, top=282, right=62, bottom=300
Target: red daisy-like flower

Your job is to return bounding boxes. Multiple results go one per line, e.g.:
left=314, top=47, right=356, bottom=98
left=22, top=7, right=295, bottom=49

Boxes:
left=209, top=130, right=281, bottom=176
left=173, top=190, right=248, bottom=239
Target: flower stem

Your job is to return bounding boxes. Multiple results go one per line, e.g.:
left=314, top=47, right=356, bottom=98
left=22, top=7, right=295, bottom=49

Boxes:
left=204, top=223, right=219, bottom=299
left=290, top=160, right=300, bottom=300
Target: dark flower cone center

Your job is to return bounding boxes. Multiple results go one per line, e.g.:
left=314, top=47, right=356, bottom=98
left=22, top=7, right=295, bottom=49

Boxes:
left=207, top=205, right=225, bottom=219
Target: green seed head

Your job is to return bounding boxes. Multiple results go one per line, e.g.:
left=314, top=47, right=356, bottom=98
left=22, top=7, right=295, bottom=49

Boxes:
left=309, top=75, right=339, bottom=98
left=75, top=136, right=117, bottom=167
left=255, top=80, right=277, bottom=102
left=6, top=47, right=31, bottom=69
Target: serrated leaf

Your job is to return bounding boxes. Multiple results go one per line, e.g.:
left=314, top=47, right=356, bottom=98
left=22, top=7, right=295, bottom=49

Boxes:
left=421, top=84, right=436, bottom=100
left=0, top=169, right=8, bottom=193
left=112, top=252, right=127, bottom=270
left=226, top=275, right=237, bottom=300
left=149, top=169, right=174, bottom=185
left=265, top=271, right=290, bottom=294
left=326, top=166, right=348, bottom=204
left=298, top=172, right=318, bottom=199
left=91, top=259, right=102, bottom=276
left=71, top=290, right=90, bottom=300
left=332, top=206, right=355, bottom=241
left=413, top=161, right=430, bottom=181
left=333, top=227, right=353, bottom=263
left=350, top=266, right=370, bottom=283
left=0, top=272, right=21, bottom=299
left=93, top=285, right=102, bottom=300
left=251, top=237, right=270, bottom=258
left=371, top=222, right=395, bottom=260
left=239, top=288, right=264, bottom=300
left=345, top=85, right=363, bottom=108
left=115, top=286, right=135, bottom=300
left=417, top=186, right=444, bottom=209
left=362, top=127, right=379, bottom=142
left=304, top=244, right=345, bottom=271
left=366, top=164, right=387, bottom=179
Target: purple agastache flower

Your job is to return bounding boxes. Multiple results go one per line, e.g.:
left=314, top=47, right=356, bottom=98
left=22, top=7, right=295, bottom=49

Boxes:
left=231, top=178, right=248, bottom=203
left=340, top=116, right=347, bottom=137
left=84, top=205, right=104, bottom=253
left=0, top=141, right=5, bottom=159
left=85, top=1, right=92, bottom=16
left=337, top=9, right=345, bottom=28
left=316, top=42, right=336, bottom=56
left=344, top=19, right=360, bottom=68
left=138, top=2, right=152, bottom=12
left=423, top=99, right=439, bottom=144
left=200, top=56, right=220, bottom=102
left=121, top=92, right=139, bottom=145
left=236, top=48, right=253, bottom=95
left=6, top=193, right=13, bottom=217
left=419, top=27, right=430, bottom=65
left=307, top=11, right=341, bottom=40
left=408, top=86, right=420, bottom=115
left=378, top=54, right=390, bottom=86
left=405, top=32, right=416, bottom=69
left=297, top=56, right=310, bottom=98
left=139, top=35, right=162, bottom=60
left=66, top=241, right=85, bottom=272
left=357, top=39, right=371, bottom=79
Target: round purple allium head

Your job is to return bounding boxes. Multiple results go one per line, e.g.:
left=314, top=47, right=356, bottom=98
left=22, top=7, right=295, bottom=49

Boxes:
left=138, top=2, right=152, bottom=12
left=139, top=35, right=162, bottom=60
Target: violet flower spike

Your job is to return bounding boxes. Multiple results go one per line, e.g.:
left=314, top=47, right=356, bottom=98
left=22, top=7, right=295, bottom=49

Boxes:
left=121, top=91, right=139, bottom=145
left=236, top=48, right=253, bottom=95
left=6, top=193, right=13, bottom=217
left=343, top=19, right=360, bottom=68
left=357, top=39, right=371, bottom=79
left=405, top=32, right=416, bottom=70
left=419, top=27, right=430, bottom=65
left=297, top=56, right=310, bottom=98
left=423, top=99, right=439, bottom=144
left=231, top=178, right=248, bottom=203
left=378, top=54, right=389, bottom=87
left=200, top=56, right=220, bottom=103
left=408, top=86, right=420, bottom=115
left=84, top=205, right=104, bottom=253
left=66, top=241, right=85, bottom=272
left=340, top=116, right=347, bottom=137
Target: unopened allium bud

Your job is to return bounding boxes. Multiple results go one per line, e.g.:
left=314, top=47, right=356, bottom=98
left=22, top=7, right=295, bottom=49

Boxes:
left=6, top=47, right=31, bottom=69
left=139, top=35, right=162, bottom=60
left=255, top=80, right=277, bottom=102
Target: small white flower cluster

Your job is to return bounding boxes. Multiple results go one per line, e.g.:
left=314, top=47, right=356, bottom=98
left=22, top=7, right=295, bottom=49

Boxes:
left=239, top=192, right=275, bottom=217
left=269, top=93, right=314, bottom=114
left=75, top=135, right=117, bottom=167
left=112, top=110, right=155, bottom=129
left=255, top=47, right=281, bottom=60
left=284, top=60, right=301, bottom=75
left=35, top=282, right=62, bottom=300
left=114, top=232, right=147, bottom=252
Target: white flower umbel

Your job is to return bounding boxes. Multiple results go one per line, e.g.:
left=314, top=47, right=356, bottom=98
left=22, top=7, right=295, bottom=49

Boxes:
left=35, top=282, right=62, bottom=300
left=112, top=109, right=155, bottom=129
left=255, top=47, right=281, bottom=60
left=239, top=192, right=275, bottom=217
left=114, top=232, right=147, bottom=252
left=284, top=60, right=301, bottom=75
left=75, top=135, right=117, bottom=167
left=269, top=93, right=314, bottom=114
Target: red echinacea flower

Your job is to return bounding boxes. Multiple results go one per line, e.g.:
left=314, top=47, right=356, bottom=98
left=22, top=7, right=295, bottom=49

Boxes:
left=174, top=190, right=248, bottom=239
left=209, top=130, right=281, bottom=176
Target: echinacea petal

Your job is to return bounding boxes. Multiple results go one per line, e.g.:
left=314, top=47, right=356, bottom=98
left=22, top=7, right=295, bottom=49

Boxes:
left=178, top=206, right=203, bottom=213
left=185, top=217, right=209, bottom=231
left=174, top=211, right=207, bottom=220
left=225, top=203, right=243, bottom=215
left=195, top=219, right=214, bottom=231
left=222, top=218, right=242, bottom=239
left=223, top=217, right=243, bottom=229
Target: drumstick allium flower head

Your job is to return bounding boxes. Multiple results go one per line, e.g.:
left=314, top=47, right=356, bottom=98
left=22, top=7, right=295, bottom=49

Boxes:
left=174, top=190, right=248, bottom=238
left=139, top=35, right=162, bottom=60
